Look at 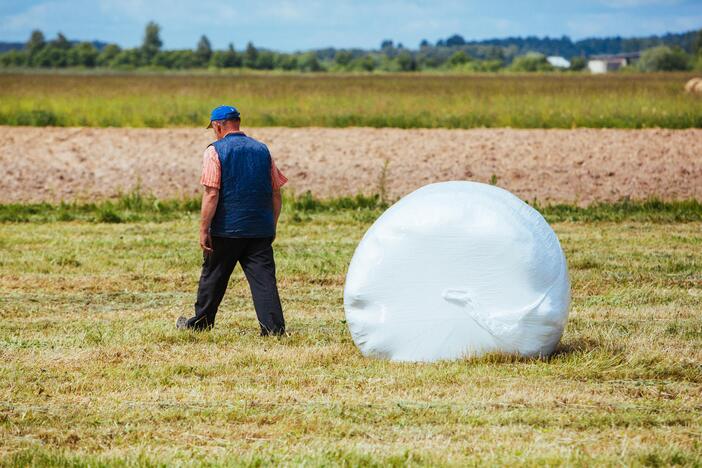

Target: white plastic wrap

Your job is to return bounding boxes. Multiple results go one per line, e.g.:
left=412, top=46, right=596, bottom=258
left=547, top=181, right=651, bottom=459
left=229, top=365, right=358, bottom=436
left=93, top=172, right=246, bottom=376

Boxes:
left=344, top=181, right=570, bottom=362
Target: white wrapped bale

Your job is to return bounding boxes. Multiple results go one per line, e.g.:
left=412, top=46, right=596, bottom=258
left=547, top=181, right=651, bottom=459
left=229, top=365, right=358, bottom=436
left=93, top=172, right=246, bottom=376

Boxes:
left=685, top=77, right=702, bottom=94
left=344, top=182, right=571, bottom=362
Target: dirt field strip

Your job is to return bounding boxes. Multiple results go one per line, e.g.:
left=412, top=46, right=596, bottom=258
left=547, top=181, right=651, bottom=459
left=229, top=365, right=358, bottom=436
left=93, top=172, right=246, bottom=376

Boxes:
left=1, top=126, right=700, bottom=204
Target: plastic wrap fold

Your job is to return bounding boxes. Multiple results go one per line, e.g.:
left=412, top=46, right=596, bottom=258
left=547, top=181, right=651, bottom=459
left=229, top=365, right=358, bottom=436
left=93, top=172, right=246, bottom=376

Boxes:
left=343, top=182, right=571, bottom=362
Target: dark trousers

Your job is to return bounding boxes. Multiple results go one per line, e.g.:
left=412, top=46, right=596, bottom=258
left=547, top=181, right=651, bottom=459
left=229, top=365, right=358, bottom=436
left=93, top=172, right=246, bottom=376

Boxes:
left=187, top=236, right=285, bottom=335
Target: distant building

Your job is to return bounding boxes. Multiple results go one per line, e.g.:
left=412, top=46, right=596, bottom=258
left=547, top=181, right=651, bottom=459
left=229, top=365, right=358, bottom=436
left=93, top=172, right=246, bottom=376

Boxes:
left=587, top=53, right=641, bottom=74
left=547, top=56, right=571, bottom=69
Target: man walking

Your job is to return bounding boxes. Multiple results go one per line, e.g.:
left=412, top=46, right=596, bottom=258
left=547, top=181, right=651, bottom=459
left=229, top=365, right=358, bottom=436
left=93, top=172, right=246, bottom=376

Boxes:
left=176, top=105, right=287, bottom=335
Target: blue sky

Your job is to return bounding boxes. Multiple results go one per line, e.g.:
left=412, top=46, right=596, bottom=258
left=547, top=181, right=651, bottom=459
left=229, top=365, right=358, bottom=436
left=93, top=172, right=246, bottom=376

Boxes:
left=0, top=0, right=700, bottom=51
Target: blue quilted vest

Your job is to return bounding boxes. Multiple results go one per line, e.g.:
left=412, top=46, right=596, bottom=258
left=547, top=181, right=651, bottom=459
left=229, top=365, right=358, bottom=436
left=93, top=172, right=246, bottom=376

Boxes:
left=209, top=133, right=275, bottom=238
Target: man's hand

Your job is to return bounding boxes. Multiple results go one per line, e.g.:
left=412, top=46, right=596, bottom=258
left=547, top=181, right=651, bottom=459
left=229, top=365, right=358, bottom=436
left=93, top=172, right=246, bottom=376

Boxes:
left=273, top=189, right=282, bottom=224
left=200, top=229, right=213, bottom=254
left=272, top=189, right=282, bottom=244
left=200, top=186, right=219, bottom=253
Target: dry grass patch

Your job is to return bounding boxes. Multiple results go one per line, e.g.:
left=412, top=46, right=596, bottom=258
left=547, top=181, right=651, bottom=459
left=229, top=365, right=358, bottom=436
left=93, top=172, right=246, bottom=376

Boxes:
left=1, top=212, right=701, bottom=465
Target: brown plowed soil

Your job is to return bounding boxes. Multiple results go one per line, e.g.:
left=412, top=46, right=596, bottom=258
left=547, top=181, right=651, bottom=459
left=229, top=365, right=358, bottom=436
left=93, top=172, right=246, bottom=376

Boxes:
left=1, top=126, right=700, bottom=204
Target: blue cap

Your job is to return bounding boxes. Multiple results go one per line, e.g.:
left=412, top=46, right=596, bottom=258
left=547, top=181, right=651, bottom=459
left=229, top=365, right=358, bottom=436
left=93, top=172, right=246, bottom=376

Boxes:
left=207, top=105, right=240, bottom=128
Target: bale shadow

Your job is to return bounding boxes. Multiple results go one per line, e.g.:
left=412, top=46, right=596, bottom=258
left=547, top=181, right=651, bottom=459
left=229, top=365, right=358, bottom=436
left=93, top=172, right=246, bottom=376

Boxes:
left=460, top=335, right=625, bottom=366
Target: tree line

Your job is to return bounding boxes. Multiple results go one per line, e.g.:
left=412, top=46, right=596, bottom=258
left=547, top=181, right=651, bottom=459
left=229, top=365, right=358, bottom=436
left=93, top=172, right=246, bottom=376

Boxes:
left=434, top=31, right=698, bottom=58
left=1, top=22, right=700, bottom=72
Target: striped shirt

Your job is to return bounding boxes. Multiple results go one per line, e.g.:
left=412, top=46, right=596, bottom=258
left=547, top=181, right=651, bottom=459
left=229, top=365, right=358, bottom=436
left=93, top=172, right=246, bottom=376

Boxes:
left=200, top=140, right=288, bottom=190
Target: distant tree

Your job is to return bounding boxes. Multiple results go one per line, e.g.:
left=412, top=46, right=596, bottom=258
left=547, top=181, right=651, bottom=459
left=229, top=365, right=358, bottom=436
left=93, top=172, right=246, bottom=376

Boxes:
left=638, top=46, right=690, bottom=71
left=694, top=30, right=702, bottom=70
left=417, top=50, right=442, bottom=69
left=148, top=50, right=197, bottom=69
left=141, top=21, right=162, bottom=62
left=510, top=52, right=554, bottom=72
left=212, top=43, right=240, bottom=68
left=0, top=50, right=28, bottom=67
left=210, top=50, right=225, bottom=68
left=449, top=50, right=471, bottom=66
left=380, top=39, right=394, bottom=49
left=97, top=44, right=121, bottom=67
left=26, top=30, right=46, bottom=55
left=419, top=39, right=431, bottom=48
left=358, top=55, right=375, bottom=72
left=396, top=50, right=416, bottom=71
left=52, top=33, right=71, bottom=50
left=275, top=53, right=298, bottom=71
left=484, top=46, right=505, bottom=62
left=334, top=50, right=353, bottom=67
left=33, top=46, right=68, bottom=67
left=693, top=29, right=702, bottom=55
left=171, top=50, right=198, bottom=69
left=299, top=52, right=322, bottom=72
left=446, top=34, right=466, bottom=47
left=243, top=42, right=258, bottom=68
left=150, top=51, right=174, bottom=68
left=195, top=35, right=212, bottom=66
left=226, top=43, right=242, bottom=67
left=256, top=50, right=275, bottom=70
left=477, top=59, right=503, bottom=72
left=68, top=42, right=98, bottom=67
left=569, top=56, right=587, bottom=71
left=349, top=55, right=375, bottom=72
left=110, top=49, right=141, bottom=69
left=150, top=50, right=196, bottom=69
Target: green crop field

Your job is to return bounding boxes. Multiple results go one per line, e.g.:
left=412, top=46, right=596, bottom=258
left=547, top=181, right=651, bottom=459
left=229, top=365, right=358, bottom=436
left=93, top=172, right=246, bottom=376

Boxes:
left=0, top=71, right=700, bottom=129
left=1, top=198, right=701, bottom=466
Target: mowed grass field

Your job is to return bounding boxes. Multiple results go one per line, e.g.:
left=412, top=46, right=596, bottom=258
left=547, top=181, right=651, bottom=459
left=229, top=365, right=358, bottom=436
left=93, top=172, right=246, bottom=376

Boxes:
left=0, top=72, right=700, bottom=129
left=1, top=200, right=701, bottom=465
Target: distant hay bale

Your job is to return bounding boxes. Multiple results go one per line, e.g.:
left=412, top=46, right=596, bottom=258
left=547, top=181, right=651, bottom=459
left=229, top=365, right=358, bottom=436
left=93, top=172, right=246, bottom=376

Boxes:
left=685, top=77, right=702, bottom=94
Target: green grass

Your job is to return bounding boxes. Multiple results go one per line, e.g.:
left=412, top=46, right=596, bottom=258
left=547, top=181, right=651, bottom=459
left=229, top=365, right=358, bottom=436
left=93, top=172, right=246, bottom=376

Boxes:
left=1, top=202, right=701, bottom=465
left=0, top=72, right=700, bottom=129
left=2, top=191, right=702, bottom=224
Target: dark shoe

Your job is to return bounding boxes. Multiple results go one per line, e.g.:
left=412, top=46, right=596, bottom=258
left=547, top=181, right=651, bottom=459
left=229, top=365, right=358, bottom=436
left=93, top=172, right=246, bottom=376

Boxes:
left=182, top=315, right=215, bottom=331
left=176, top=316, right=189, bottom=330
